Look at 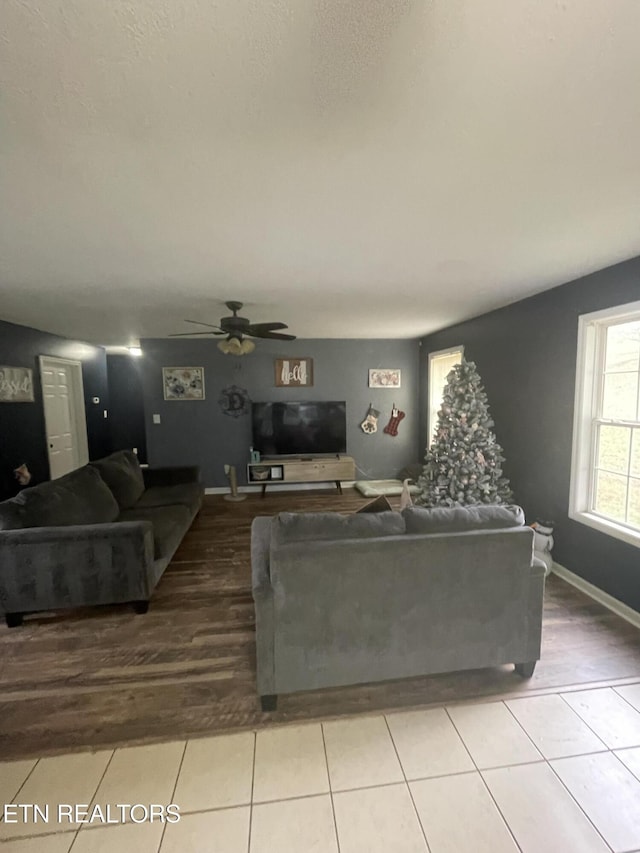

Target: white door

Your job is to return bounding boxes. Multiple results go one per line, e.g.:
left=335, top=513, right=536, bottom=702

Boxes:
left=39, top=357, right=89, bottom=479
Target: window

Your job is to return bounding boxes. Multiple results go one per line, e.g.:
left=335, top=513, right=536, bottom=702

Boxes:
left=427, top=346, right=464, bottom=447
left=570, top=301, right=640, bottom=547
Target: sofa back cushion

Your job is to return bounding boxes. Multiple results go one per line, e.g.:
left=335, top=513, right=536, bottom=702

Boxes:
left=1, top=465, right=120, bottom=529
left=273, top=511, right=405, bottom=544
left=402, top=504, right=525, bottom=534
left=90, top=450, right=145, bottom=509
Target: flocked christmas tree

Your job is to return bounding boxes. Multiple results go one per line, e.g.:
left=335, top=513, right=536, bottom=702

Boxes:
left=416, top=359, right=513, bottom=507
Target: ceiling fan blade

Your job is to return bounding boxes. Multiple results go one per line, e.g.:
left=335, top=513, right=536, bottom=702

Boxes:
left=247, top=322, right=288, bottom=334
left=248, top=331, right=297, bottom=340
left=168, top=331, right=217, bottom=337
left=184, top=319, right=224, bottom=331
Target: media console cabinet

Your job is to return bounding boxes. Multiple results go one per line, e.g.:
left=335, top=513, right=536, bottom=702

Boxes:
left=247, top=455, right=356, bottom=497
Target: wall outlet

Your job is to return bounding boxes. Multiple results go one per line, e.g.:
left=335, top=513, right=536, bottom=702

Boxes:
left=133, top=447, right=138, bottom=455
left=153, top=414, right=161, bottom=424
left=103, top=410, right=108, bottom=419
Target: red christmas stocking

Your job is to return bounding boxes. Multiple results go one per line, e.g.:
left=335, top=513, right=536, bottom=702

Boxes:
left=383, top=406, right=405, bottom=436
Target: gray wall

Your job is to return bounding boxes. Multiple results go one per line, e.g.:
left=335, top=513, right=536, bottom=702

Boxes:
left=419, top=255, right=640, bottom=612
left=0, top=319, right=109, bottom=500
left=139, top=338, right=420, bottom=487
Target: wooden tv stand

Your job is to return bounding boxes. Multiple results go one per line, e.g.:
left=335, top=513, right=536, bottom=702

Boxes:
left=247, top=455, right=355, bottom=497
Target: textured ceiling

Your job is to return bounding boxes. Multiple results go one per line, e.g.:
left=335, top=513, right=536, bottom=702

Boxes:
left=1, top=0, right=640, bottom=345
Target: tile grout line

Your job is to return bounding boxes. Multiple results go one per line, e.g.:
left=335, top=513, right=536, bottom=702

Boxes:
left=320, top=722, right=342, bottom=853
left=444, top=704, right=524, bottom=853
left=0, top=757, right=41, bottom=825
left=500, top=698, right=548, bottom=760
left=247, top=730, right=257, bottom=853
left=156, top=740, right=188, bottom=853
left=382, top=715, right=431, bottom=852
left=557, top=689, right=621, bottom=750
left=500, top=696, right=615, bottom=849
left=613, top=749, right=640, bottom=785
left=544, top=756, right=615, bottom=852
left=7, top=750, right=116, bottom=847
left=553, top=688, right=612, bottom=751
left=612, top=685, right=640, bottom=716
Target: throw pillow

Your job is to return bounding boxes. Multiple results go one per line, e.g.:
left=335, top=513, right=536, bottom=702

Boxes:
left=10, top=466, right=120, bottom=527
left=90, top=450, right=145, bottom=509
left=273, top=510, right=405, bottom=543
left=403, top=504, right=525, bottom=534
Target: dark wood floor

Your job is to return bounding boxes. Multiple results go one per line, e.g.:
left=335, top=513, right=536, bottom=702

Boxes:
left=2, top=490, right=640, bottom=760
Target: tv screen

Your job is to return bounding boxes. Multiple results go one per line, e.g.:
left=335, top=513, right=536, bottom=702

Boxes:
left=252, top=401, right=347, bottom=456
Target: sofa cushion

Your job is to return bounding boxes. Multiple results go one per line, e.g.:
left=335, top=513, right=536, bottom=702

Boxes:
left=402, top=504, right=525, bottom=534
left=273, top=511, right=405, bottom=544
left=118, top=504, right=190, bottom=559
left=90, top=450, right=145, bottom=509
left=3, top=466, right=120, bottom=529
left=135, top=483, right=203, bottom=516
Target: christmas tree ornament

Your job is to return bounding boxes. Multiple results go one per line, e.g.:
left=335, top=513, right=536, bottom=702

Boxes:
left=383, top=404, right=405, bottom=437
left=360, top=404, right=380, bottom=434
left=416, top=359, right=513, bottom=508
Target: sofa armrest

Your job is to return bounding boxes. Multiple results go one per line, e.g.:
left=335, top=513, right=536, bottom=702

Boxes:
left=251, top=517, right=275, bottom=696
left=0, top=522, right=155, bottom=614
left=251, top=517, right=273, bottom=599
left=142, top=466, right=201, bottom=488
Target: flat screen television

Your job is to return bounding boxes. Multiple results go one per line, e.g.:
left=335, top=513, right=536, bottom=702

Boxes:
left=252, top=401, right=347, bottom=457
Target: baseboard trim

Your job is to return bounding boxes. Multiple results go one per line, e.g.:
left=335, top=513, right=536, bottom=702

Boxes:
left=205, top=481, right=356, bottom=496
left=552, top=562, right=640, bottom=630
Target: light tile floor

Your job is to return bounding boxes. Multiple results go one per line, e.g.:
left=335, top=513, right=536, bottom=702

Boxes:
left=2, top=685, right=640, bottom=852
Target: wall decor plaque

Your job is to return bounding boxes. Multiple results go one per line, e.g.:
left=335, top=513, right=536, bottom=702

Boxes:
left=368, top=368, right=401, bottom=389
left=0, top=366, right=34, bottom=402
left=162, top=367, right=205, bottom=400
left=218, top=385, right=250, bottom=417
left=275, top=358, right=313, bottom=387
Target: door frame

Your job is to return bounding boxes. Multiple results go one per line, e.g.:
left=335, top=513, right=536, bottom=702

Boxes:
left=39, top=355, right=90, bottom=477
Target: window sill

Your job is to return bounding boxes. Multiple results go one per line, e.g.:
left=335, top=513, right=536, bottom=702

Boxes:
left=569, top=510, right=640, bottom=549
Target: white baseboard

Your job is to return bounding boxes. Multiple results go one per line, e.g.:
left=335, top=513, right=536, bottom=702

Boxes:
left=205, top=481, right=356, bottom=496
left=552, top=562, right=640, bottom=630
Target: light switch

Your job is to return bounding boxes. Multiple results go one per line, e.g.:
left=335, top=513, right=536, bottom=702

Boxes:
left=153, top=414, right=161, bottom=424
left=103, top=410, right=108, bottom=418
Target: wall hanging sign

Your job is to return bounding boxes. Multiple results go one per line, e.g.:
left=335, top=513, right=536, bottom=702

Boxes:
left=0, top=366, right=35, bottom=402
left=275, top=357, right=314, bottom=387
left=218, top=385, right=250, bottom=417
left=368, top=368, right=401, bottom=389
left=162, top=367, right=205, bottom=400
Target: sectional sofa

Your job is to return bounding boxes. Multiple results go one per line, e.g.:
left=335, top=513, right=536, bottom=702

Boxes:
left=0, top=450, right=203, bottom=626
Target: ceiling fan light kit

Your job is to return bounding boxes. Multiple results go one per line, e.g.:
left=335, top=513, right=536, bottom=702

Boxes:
left=218, top=337, right=255, bottom=355
left=170, top=301, right=296, bottom=355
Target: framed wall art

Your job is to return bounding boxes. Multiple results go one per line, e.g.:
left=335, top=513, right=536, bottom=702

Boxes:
left=368, top=368, right=401, bottom=389
left=162, top=367, right=205, bottom=400
left=0, top=366, right=35, bottom=402
left=275, top=358, right=314, bottom=387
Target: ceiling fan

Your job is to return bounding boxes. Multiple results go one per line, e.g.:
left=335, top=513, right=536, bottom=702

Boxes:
left=170, top=301, right=296, bottom=355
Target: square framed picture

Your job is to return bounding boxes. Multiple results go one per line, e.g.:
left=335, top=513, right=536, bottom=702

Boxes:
left=0, top=366, right=34, bottom=402
left=162, top=367, right=205, bottom=400
left=275, top=357, right=314, bottom=387
left=368, top=368, right=401, bottom=389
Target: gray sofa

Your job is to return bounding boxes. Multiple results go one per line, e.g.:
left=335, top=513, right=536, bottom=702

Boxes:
left=0, top=450, right=203, bottom=626
left=252, top=505, right=545, bottom=710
